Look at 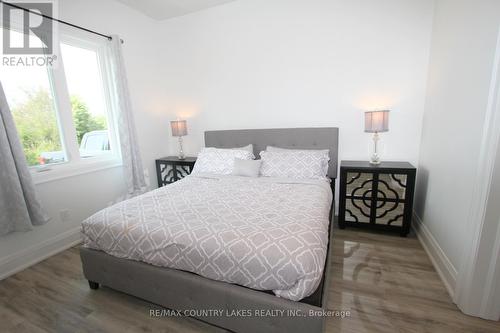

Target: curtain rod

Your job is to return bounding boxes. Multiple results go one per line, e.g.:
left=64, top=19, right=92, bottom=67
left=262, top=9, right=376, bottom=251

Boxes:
left=1, top=1, right=124, bottom=43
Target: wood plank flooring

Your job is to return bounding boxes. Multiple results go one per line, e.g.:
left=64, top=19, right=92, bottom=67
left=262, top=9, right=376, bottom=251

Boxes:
left=1, top=227, right=499, bottom=333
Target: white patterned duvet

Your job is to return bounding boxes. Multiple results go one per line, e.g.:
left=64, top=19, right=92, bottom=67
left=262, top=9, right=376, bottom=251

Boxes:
left=81, top=174, right=333, bottom=301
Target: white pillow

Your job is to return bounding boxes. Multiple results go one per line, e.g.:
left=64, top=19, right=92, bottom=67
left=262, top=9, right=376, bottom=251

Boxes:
left=232, top=159, right=262, bottom=177
left=259, top=150, right=330, bottom=180
left=192, top=148, right=254, bottom=175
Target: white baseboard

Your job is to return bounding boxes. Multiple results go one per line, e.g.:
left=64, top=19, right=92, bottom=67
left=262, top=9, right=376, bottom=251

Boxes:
left=0, top=227, right=82, bottom=281
left=412, top=213, right=457, bottom=299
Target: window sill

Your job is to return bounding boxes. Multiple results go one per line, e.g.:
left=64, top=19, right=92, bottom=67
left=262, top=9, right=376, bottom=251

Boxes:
left=31, top=157, right=123, bottom=185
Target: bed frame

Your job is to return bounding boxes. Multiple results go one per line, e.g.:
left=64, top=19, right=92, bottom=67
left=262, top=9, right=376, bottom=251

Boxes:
left=80, top=127, right=339, bottom=333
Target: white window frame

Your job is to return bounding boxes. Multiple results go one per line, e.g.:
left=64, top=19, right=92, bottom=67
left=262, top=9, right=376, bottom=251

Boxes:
left=1, top=20, right=122, bottom=184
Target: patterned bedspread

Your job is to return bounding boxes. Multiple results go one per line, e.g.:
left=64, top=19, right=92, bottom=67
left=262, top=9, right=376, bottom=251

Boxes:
left=81, top=174, right=332, bottom=301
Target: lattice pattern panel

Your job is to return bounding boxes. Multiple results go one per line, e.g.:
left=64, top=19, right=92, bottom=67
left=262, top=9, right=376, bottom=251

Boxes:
left=345, top=199, right=371, bottom=223
left=378, top=173, right=407, bottom=200
left=176, top=165, right=192, bottom=179
left=346, top=172, right=373, bottom=198
left=160, top=164, right=193, bottom=185
left=375, top=202, right=404, bottom=226
left=160, top=164, right=175, bottom=184
left=344, top=172, right=408, bottom=226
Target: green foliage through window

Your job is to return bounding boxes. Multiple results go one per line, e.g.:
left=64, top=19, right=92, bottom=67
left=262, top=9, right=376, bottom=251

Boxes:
left=11, top=89, right=107, bottom=166
left=71, top=95, right=107, bottom=144
left=11, top=89, right=62, bottom=166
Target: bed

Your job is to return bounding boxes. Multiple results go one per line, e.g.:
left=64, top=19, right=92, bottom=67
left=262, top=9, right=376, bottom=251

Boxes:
left=80, top=127, right=339, bottom=333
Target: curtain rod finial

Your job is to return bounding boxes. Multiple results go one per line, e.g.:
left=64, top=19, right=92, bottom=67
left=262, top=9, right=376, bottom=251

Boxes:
left=108, top=36, right=125, bottom=44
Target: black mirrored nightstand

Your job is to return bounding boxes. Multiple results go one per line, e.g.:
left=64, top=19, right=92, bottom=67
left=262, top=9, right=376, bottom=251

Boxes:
left=155, top=156, right=197, bottom=187
left=338, top=161, right=416, bottom=237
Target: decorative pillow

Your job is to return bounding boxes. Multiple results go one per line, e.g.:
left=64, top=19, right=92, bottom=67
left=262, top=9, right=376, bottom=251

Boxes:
left=232, top=158, right=262, bottom=177
left=192, top=148, right=254, bottom=175
left=259, top=150, right=330, bottom=180
left=265, top=147, right=330, bottom=176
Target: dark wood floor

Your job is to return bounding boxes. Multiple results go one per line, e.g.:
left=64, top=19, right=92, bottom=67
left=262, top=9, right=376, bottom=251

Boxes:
left=1, top=228, right=499, bottom=333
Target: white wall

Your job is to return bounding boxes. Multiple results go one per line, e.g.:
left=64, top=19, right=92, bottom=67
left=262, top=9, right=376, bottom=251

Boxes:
left=157, top=0, right=434, bottom=171
left=415, top=0, right=500, bottom=283
left=0, top=0, right=436, bottom=279
left=0, top=0, right=168, bottom=278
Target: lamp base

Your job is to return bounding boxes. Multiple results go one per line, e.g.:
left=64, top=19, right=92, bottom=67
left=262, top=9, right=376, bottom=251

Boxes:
left=178, top=136, right=185, bottom=160
left=369, top=132, right=382, bottom=165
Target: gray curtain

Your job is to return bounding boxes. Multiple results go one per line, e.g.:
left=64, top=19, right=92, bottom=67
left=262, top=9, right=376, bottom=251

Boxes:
left=109, top=35, right=147, bottom=197
left=0, top=82, right=49, bottom=236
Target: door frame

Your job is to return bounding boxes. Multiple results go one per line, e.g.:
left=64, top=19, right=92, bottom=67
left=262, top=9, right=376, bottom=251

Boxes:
left=454, top=25, right=500, bottom=321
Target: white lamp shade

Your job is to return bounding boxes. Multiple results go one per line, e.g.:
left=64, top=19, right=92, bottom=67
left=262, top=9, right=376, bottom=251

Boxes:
left=365, top=110, right=389, bottom=133
left=170, top=120, right=187, bottom=137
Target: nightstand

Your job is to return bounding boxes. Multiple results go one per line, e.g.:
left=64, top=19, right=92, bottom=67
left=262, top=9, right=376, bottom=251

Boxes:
left=338, top=161, right=416, bottom=237
left=155, top=156, right=197, bottom=187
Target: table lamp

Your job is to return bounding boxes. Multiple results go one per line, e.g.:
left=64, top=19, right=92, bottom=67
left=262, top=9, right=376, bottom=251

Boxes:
left=364, top=110, right=389, bottom=165
left=170, top=120, right=187, bottom=160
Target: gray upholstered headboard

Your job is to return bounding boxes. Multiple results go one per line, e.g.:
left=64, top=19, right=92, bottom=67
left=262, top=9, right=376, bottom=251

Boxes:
left=204, top=127, right=339, bottom=179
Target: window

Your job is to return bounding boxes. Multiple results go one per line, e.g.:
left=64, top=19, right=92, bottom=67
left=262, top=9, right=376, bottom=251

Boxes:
left=1, top=30, right=66, bottom=166
left=60, top=42, right=113, bottom=159
left=0, top=27, right=120, bottom=178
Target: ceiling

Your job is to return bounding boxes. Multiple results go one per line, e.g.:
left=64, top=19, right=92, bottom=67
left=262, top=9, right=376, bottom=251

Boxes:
left=116, top=0, right=236, bottom=20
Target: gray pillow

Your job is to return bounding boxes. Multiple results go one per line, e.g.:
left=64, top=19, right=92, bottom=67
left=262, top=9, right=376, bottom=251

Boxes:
left=232, top=158, right=262, bottom=177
